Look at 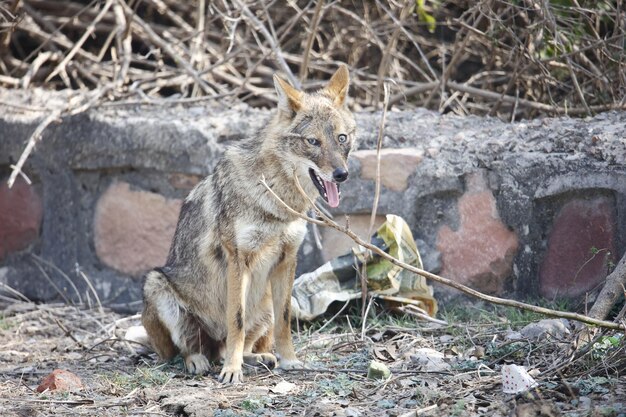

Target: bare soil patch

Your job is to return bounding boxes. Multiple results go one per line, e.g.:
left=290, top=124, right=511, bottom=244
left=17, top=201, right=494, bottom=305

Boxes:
left=0, top=302, right=624, bottom=416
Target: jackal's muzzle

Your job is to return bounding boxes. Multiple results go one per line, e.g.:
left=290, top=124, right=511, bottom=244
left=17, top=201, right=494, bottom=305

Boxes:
left=309, top=168, right=346, bottom=208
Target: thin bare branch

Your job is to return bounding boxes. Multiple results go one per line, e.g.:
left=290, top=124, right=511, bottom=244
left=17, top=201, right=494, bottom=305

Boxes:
left=45, top=0, right=114, bottom=82
left=299, top=0, right=324, bottom=83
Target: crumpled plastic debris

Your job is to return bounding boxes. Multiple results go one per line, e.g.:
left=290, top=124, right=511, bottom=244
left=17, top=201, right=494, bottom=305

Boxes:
left=502, top=364, right=538, bottom=394
left=291, top=214, right=437, bottom=320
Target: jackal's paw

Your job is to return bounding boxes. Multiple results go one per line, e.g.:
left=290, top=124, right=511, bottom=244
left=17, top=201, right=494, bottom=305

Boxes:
left=218, top=365, right=244, bottom=384
left=244, top=352, right=277, bottom=369
left=278, top=358, right=305, bottom=370
left=184, top=353, right=210, bottom=375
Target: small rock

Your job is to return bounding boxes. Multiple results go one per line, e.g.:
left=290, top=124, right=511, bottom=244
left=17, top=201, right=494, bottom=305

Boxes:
left=520, top=319, right=570, bottom=340
left=506, top=330, right=523, bottom=340
left=579, top=396, right=592, bottom=409
left=345, top=407, right=361, bottom=417
left=409, top=348, right=451, bottom=372
left=426, top=147, right=439, bottom=157
left=36, top=369, right=83, bottom=393
left=377, top=399, right=396, bottom=409
left=270, top=381, right=296, bottom=395
left=367, top=360, right=391, bottom=380
left=467, top=346, right=485, bottom=359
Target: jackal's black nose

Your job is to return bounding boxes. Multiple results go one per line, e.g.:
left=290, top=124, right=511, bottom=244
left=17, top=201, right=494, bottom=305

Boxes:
left=333, top=168, right=349, bottom=183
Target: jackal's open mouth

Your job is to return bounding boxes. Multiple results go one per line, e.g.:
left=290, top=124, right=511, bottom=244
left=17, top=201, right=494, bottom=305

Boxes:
left=309, top=168, right=341, bottom=208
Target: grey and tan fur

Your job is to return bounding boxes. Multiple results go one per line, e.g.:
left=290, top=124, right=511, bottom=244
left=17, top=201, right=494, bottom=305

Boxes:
left=142, top=65, right=356, bottom=383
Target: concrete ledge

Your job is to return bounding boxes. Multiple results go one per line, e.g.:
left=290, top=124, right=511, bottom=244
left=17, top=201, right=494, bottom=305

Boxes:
left=1, top=88, right=625, bottom=311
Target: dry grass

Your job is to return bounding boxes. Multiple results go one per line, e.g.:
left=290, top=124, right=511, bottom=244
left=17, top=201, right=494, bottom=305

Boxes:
left=0, top=0, right=624, bottom=119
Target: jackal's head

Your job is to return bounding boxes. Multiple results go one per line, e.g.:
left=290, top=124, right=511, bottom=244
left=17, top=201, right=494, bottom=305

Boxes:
left=270, top=65, right=356, bottom=208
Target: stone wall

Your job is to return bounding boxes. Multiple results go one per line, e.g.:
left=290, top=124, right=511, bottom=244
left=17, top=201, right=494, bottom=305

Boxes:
left=1, top=88, right=625, bottom=312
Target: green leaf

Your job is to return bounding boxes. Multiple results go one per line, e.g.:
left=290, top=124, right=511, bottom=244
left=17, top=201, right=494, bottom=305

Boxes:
left=416, top=0, right=436, bottom=33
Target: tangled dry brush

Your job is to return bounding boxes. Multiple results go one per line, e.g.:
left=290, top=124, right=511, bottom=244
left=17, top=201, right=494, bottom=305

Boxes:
left=0, top=0, right=625, bottom=119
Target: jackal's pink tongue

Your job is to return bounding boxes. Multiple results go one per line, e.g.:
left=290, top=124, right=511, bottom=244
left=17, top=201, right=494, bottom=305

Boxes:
left=323, top=180, right=340, bottom=208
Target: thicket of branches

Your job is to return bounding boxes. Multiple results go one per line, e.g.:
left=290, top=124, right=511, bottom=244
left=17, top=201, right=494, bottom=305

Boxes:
left=0, top=0, right=624, bottom=119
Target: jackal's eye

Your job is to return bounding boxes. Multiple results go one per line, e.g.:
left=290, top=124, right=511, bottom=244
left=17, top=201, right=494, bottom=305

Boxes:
left=307, top=137, right=320, bottom=146
left=338, top=134, right=348, bottom=144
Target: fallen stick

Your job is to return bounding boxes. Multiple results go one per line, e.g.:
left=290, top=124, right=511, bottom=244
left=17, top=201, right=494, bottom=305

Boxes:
left=7, top=111, right=61, bottom=188
left=588, top=253, right=626, bottom=320
left=8, top=87, right=110, bottom=189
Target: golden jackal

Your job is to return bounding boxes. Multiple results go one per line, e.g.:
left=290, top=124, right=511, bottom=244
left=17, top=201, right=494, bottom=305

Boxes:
left=142, top=65, right=356, bottom=383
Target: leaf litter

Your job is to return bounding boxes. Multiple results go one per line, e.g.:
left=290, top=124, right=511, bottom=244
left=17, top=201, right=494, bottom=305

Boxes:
left=0, top=301, right=624, bottom=417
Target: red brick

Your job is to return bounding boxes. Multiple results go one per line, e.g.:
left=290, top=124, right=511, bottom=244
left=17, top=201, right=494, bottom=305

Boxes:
left=94, top=182, right=182, bottom=276
left=436, top=173, right=519, bottom=294
left=0, top=177, right=43, bottom=261
left=36, top=369, right=83, bottom=393
left=539, top=197, right=616, bottom=298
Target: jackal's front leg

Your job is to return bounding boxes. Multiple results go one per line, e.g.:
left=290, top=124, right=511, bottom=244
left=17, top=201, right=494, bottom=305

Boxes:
left=270, top=247, right=302, bottom=370
left=220, top=256, right=251, bottom=384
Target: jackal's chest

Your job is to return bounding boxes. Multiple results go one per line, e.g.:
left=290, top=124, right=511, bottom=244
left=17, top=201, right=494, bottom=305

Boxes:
left=235, top=219, right=307, bottom=311
left=234, top=218, right=307, bottom=254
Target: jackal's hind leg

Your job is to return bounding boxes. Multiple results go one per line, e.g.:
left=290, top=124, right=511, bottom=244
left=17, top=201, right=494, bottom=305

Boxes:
left=182, top=315, right=221, bottom=375
left=243, top=329, right=276, bottom=370
left=143, top=270, right=217, bottom=375
left=243, top=352, right=277, bottom=369
left=142, top=294, right=178, bottom=361
left=253, top=329, right=273, bottom=353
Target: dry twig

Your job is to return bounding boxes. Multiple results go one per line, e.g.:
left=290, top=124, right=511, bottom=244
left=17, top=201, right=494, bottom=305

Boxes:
left=1, top=1, right=621, bottom=118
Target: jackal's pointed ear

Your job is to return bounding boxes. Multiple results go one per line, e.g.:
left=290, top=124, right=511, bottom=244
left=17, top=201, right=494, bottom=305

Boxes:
left=273, top=74, right=303, bottom=115
left=324, top=64, right=350, bottom=107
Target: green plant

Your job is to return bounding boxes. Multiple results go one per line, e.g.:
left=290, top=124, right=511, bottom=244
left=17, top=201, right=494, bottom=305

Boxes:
left=591, top=333, right=624, bottom=359
left=415, top=0, right=437, bottom=33
left=239, top=397, right=267, bottom=413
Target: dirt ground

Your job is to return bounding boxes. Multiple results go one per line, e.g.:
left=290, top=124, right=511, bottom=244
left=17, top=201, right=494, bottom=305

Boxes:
left=0, top=301, right=624, bottom=417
